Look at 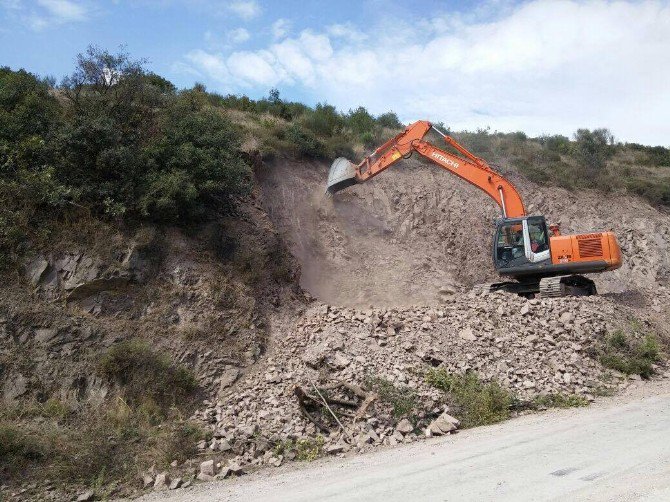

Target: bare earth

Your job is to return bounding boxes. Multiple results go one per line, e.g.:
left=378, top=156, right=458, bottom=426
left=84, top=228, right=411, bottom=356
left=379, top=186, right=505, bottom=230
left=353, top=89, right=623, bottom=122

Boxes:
left=138, top=378, right=670, bottom=502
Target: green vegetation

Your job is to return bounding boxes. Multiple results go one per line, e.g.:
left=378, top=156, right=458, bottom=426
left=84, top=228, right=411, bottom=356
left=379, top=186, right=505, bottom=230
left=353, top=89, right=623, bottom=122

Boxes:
left=533, top=393, right=589, bottom=409
left=365, top=375, right=418, bottom=418
left=274, top=436, right=325, bottom=462
left=0, top=342, right=203, bottom=489
left=599, top=328, right=662, bottom=379
left=452, top=127, right=670, bottom=207
left=425, top=369, right=512, bottom=428
left=98, top=339, right=198, bottom=419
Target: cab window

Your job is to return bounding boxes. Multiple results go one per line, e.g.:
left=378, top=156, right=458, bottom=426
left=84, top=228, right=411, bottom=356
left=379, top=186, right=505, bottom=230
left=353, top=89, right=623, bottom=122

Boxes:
left=528, top=219, right=549, bottom=253
left=496, top=222, right=525, bottom=266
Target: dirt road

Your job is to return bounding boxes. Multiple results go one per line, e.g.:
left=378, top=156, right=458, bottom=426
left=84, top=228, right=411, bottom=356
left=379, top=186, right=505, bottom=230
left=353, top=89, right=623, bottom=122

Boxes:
left=139, top=379, right=670, bottom=502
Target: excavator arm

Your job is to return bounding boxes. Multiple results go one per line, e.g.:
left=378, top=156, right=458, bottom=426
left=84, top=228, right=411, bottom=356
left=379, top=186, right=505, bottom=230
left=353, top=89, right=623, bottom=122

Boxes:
left=327, top=120, right=526, bottom=218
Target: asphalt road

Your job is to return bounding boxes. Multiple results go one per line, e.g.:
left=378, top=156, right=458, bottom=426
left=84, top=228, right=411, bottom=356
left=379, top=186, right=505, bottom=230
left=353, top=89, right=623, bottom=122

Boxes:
left=140, top=380, right=670, bottom=502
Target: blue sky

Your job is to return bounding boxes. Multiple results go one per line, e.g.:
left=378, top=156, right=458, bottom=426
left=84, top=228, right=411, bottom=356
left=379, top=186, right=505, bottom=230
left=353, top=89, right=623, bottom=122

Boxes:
left=2, top=1, right=670, bottom=145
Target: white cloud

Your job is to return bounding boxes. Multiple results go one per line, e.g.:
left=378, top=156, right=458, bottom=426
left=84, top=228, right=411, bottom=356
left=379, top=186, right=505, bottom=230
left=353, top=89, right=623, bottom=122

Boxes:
left=228, top=0, right=261, bottom=20
left=228, top=27, right=250, bottom=44
left=37, top=0, right=87, bottom=21
left=271, top=18, right=290, bottom=40
left=2, top=0, right=89, bottom=30
left=179, top=0, right=670, bottom=145
left=326, top=22, right=367, bottom=43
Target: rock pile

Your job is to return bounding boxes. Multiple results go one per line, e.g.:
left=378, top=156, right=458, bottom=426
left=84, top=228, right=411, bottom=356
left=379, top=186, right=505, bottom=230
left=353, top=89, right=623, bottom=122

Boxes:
left=193, top=292, right=630, bottom=473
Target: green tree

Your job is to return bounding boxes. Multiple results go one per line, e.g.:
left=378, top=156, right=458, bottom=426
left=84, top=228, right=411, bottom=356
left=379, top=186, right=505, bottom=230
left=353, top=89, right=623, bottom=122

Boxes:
left=140, top=96, right=251, bottom=221
left=572, top=128, right=614, bottom=177
left=376, top=111, right=403, bottom=129
left=346, top=106, right=376, bottom=135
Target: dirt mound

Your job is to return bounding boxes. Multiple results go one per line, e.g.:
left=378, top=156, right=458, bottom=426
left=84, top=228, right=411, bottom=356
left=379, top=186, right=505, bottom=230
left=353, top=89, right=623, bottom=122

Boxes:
left=259, top=158, right=670, bottom=307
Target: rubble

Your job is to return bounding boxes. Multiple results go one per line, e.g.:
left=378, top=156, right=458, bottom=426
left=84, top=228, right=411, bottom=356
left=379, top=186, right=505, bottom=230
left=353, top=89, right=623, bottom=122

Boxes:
left=193, top=292, right=636, bottom=476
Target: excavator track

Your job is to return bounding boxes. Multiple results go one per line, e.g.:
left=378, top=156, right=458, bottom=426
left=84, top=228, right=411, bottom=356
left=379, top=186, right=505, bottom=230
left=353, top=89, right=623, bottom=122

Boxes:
left=473, top=275, right=597, bottom=299
left=539, top=275, right=597, bottom=298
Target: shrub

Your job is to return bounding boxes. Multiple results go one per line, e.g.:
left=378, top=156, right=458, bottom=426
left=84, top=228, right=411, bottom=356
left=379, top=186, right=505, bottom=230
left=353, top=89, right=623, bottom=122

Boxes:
left=285, top=124, right=326, bottom=158
left=141, top=103, right=251, bottom=221
left=426, top=369, right=512, bottom=428
left=274, top=436, right=325, bottom=462
left=376, top=111, right=403, bottom=129
left=302, top=103, right=345, bottom=137
left=365, top=376, right=417, bottom=418
left=572, top=128, right=614, bottom=178
left=599, top=329, right=661, bottom=379
left=533, top=393, right=589, bottom=409
left=0, top=423, right=47, bottom=478
left=98, top=339, right=198, bottom=417
left=346, top=106, right=376, bottom=135
left=538, top=134, right=570, bottom=154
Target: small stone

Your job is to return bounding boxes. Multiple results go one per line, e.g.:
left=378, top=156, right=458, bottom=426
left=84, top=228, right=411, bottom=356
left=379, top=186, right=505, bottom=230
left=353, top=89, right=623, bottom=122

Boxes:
left=153, top=472, right=169, bottom=491
left=196, top=473, right=214, bottom=482
left=269, top=455, right=283, bottom=467
left=459, top=328, right=476, bottom=341
left=216, top=467, right=231, bottom=479
left=228, top=462, right=245, bottom=475
left=395, top=418, right=413, bottom=435
left=169, top=478, right=182, bottom=490
left=200, top=459, right=215, bottom=477
left=326, top=443, right=345, bottom=455
left=76, top=491, right=95, bottom=502
left=520, top=304, right=530, bottom=316
left=427, top=412, right=460, bottom=436
left=218, top=368, right=240, bottom=391
left=142, top=474, right=154, bottom=489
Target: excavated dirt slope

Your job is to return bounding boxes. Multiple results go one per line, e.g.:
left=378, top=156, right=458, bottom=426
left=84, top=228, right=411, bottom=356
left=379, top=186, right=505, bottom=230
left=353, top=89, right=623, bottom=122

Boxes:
left=259, top=158, right=670, bottom=306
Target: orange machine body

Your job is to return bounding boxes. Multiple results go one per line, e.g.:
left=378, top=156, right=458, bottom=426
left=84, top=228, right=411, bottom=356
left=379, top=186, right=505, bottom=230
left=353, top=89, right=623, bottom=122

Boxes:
left=550, top=231, right=622, bottom=271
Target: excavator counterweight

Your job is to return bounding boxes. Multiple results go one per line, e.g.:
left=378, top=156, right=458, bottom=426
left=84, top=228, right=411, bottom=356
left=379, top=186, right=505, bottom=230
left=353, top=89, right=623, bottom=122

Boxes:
left=326, top=120, right=623, bottom=298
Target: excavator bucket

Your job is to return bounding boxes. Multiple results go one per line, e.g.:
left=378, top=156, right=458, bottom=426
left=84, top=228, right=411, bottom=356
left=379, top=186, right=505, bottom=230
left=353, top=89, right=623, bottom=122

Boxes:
left=326, top=157, right=359, bottom=194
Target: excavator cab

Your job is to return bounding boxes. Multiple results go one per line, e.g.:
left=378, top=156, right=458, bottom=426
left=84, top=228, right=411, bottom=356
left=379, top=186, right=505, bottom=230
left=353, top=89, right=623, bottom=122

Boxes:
left=493, top=216, right=551, bottom=272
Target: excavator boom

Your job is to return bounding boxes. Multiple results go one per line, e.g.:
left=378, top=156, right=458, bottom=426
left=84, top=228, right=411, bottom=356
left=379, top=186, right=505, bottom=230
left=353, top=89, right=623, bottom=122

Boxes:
left=327, top=120, right=526, bottom=218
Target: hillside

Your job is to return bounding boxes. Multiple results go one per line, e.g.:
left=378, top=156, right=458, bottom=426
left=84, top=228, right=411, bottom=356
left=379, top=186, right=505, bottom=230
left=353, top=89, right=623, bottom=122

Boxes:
left=1, top=50, right=670, bottom=500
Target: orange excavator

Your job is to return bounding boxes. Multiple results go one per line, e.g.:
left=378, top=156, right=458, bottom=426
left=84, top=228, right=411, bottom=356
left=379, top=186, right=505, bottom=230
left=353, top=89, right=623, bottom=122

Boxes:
left=326, top=120, right=622, bottom=298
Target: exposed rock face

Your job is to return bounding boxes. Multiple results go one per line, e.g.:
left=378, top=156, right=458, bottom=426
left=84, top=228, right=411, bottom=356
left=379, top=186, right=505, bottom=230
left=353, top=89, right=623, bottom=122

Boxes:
left=260, top=159, right=670, bottom=306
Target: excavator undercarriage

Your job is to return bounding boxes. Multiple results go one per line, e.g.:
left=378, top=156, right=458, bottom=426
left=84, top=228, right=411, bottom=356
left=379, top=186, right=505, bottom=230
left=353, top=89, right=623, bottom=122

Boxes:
left=474, top=275, right=597, bottom=299
left=326, top=120, right=622, bottom=299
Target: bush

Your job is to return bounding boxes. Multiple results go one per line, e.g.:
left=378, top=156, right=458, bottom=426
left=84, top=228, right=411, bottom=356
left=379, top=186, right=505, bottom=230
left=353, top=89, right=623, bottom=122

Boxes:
left=376, top=111, right=403, bottom=129
left=533, top=393, right=589, bottom=409
left=599, top=329, right=661, bottom=379
left=426, top=369, right=512, bottom=428
left=365, top=376, right=417, bottom=418
left=286, top=124, right=326, bottom=158
left=572, top=128, right=614, bottom=178
left=346, top=106, right=376, bottom=135
left=98, top=339, right=198, bottom=417
left=141, top=101, right=251, bottom=221
left=274, top=436, right=325, bottom=462
left=538, top=134, right=570, bottom=154
left=0, top=423, right=46, bottom=478
left=302, top=103, right=345, bottom=137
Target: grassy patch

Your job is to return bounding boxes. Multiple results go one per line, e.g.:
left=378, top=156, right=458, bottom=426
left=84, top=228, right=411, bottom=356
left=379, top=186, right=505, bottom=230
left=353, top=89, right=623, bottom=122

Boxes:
left=274, top=436, right=324, bottom=462
left=98, top=339, right=198, bottom=418
left=425, top=369, right=513, bottom=428
left=1, top=343, right=202, bottom=491
left=599, top=329, right=661, bottom=379
left=533, top=393, right=589, bottom=409
left=365, top=376, right=417, bottom=418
